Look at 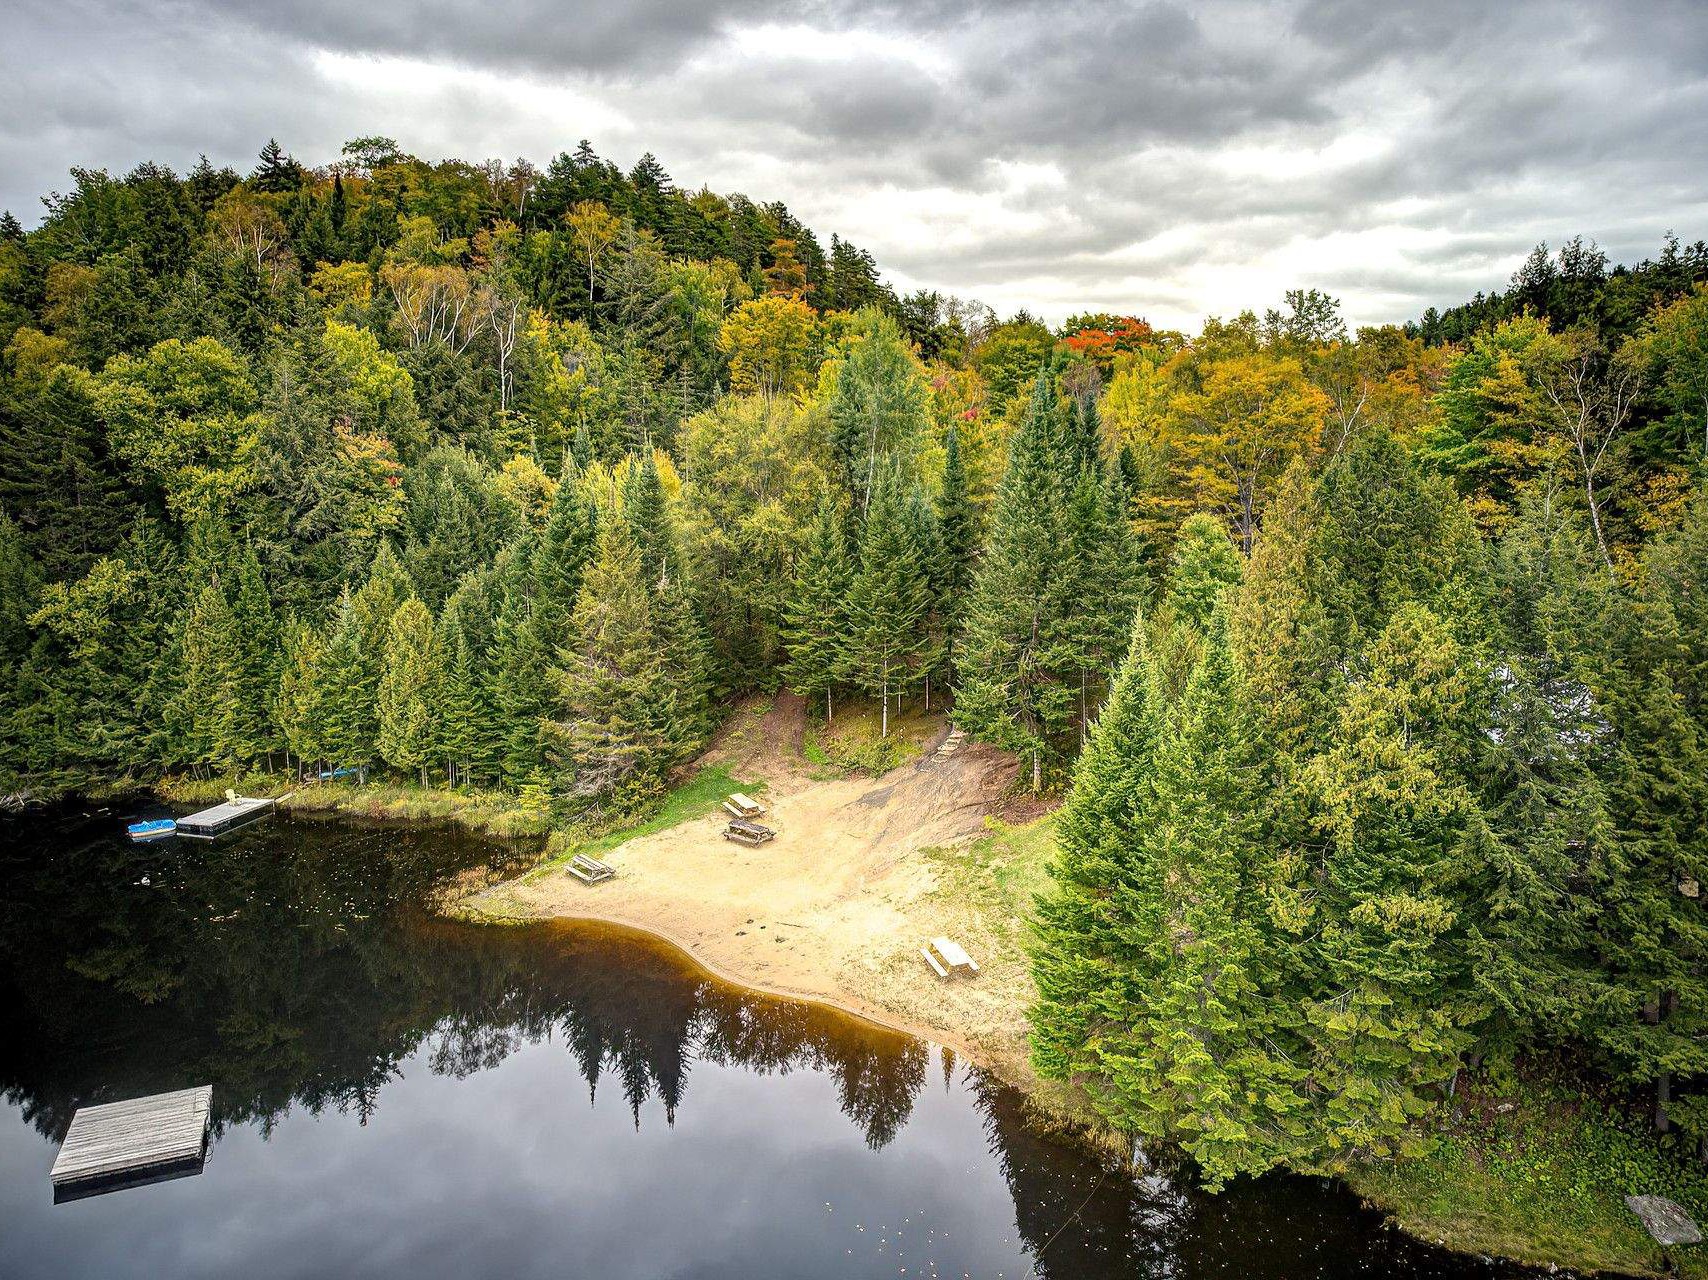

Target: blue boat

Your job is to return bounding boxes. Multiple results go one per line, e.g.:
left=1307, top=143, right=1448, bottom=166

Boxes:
left=127, top=818, right=177, bottom=841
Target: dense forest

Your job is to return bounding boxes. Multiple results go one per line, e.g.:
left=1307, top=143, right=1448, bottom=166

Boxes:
left=3, top=137, right=1708, bottom=1192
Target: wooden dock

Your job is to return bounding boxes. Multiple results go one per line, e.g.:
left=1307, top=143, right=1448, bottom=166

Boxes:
left=51, top=1085, right=212, bottom=1201
left=176, top=794, right=275, bottom=839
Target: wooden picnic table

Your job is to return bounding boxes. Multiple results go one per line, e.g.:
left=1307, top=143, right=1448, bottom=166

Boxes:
left=923, top=936, right=980, bottom=977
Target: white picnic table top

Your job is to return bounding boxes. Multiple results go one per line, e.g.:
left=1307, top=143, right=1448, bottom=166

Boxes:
left=930, top=936, right=974, bottom=968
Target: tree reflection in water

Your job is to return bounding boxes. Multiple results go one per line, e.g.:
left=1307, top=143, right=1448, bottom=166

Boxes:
left=0, top=806, right=927, bottom=1152
left=0, top=806, right=1543, bottom=1279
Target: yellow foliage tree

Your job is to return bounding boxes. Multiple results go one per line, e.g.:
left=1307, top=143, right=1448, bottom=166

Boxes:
left=718, top=295, right=817, bottom=398
left=1157, top=348, right=1328, bottom=554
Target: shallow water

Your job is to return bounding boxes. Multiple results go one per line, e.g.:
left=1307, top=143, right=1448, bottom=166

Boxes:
left=0, top=804, right=1540, bottom=1278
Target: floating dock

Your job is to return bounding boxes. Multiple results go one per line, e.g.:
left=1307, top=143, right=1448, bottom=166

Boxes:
left=175, top=794, right=275, bottom=839
left=51, top=1085, right=212, bottom=1202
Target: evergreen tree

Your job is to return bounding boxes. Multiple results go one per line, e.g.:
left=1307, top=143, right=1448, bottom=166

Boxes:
left=550, top=520, right=674, bottom=809
left=435, top=600, right=484, bottom=786
left=1472, top=482, right=1617, bottom=1046
left=1165, top=513, right=1244, bottom=629
left=173, top=574, right=236, bottom=768
left=1031, top=609, right=1160, bottom=1082
left=957, top=371, right=1079, bottom=788
left=327, top=543, right=412, bottom=765
left=1585, top=483, right=1708, bottom=1127
left=935, top=424, right=976, bottom=676
left=828, top=310, right=931, bottom=512
left=534, top=471, right=599, bottom=632
left=215, top=542, right=281, bottom=765
left=376, top=598, right=441, bottom=784
left=842, top=467, right=931, bottom=736
left=1299, top=604, right=1489, bottom=1164
left=0, top=367, right=131, bottom=579
left=781, top=491, right=853, bottom=718
left=275, top=618, right=331, bottom=776
left=1099, top=614, right=1306, bottom=1186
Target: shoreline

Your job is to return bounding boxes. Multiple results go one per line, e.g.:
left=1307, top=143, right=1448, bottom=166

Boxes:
left=453, top=895, right=1036, bottom=1091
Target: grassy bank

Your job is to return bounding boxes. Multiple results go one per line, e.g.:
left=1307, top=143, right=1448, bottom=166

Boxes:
left=1348, top=1077, right=1708, bottom=1277
left=156, top=771, right=553, bottom=840
left=529, top=763, right=762, bottom=875
left=803, top=697, right=946, bottom=777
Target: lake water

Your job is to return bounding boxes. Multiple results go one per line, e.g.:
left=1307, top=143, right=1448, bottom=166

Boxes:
left=0, top=804, right=1541, bottom=1278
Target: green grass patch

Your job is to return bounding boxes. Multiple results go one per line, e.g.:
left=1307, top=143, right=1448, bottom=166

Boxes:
left=808, top=697, right=944, bottom=776
left=158, top=771, right=553, bottom=840
left=923, top=813, right=1057, bottom=938
left=1349, top=1075, right=1708, bottom=1277
left=533, top=763, right=761, bottom=875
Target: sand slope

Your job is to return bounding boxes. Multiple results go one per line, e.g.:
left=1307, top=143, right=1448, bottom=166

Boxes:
left=465, top=695, right=1041, bottom=1078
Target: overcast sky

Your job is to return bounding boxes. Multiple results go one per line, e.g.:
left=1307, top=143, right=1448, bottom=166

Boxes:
left=4, top=0, right=1707, bottom=329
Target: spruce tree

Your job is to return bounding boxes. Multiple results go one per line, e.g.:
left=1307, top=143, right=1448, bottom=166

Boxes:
left=329, top=543, right=412, bottom=765
left=534, top=472, right=599, bottom=632
left=1165, top=513, right=1244, bottom=629
left=1472, top=483, right=1617, bottom=1046
left=377, top=599, right=441, bottom=784
left=216, top=542, right=281, bottom=766
left=1299, top=604, right=1489, bottom=1163
left=1031, top=608, right=1160, bottom=1081
left=1585, top=483, right=1708, bottom=1127
left=1099, top=613, right=1306, bottom=1187
left=623, top=449, right=714, bottom=750
left=842, top=467, right=931, bottom=736
left=781, top=491, right=853, bottom=719
left=828, top=310, right=931, bottom=513
left=275, top=619, right=331, bottom=776
left=956, top=371, right=1077, bottom=788
left=551, top=520, right=673, bottom=809
left=435, top=597, right=483, bottom=785
left=935, top=424, right=976, bottom=676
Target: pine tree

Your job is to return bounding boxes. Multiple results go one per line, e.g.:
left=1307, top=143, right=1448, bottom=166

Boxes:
left=215, top=542, right=281, bottom=766
left=935, top=424, right=976, bottom=677
left=781, top=491, right=853, bottom=719
left=1099, top=614, right=1306, bottom=1186
left=1031, top=609, right=1160, bottom=1081
left=377, top=599, right=441, bottom=784
left=550, top=520, right=674, bottom=809
left=956, top=371, right=1078, bottom=787
left=843, top=467, right=931, bottom=736
left=1165, top=513, right=1244, bottom=629
left=1299, top=604, right=1489, bottom=1164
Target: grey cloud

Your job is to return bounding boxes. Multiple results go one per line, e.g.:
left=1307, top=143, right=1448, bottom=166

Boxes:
left=3, top=0, right=1707, bottom=328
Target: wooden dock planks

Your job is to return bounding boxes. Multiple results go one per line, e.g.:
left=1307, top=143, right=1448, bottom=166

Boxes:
left=176, top=795, right=274, bottom=838
left=51, top=1085, right=212, bottom=1193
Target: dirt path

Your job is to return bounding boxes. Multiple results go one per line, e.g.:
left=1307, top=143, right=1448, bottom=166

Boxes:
left=463, top=701, right=1042, bottom=1081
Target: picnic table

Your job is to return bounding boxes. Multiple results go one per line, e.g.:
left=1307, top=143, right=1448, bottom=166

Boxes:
left=567, top=854, right=615, bottom=884
left=921, top=935, right=980, bottom=978
left=723, top=818, right=775, bottom=846
left=723, top=793, right=766, bottom=819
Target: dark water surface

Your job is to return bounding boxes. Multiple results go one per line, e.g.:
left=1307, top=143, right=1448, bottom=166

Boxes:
left=0, top=805, right=1541, bottom=1278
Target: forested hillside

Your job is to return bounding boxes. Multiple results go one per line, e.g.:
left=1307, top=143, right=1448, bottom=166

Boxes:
left=3, top=136, right=1708, bottom=1202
